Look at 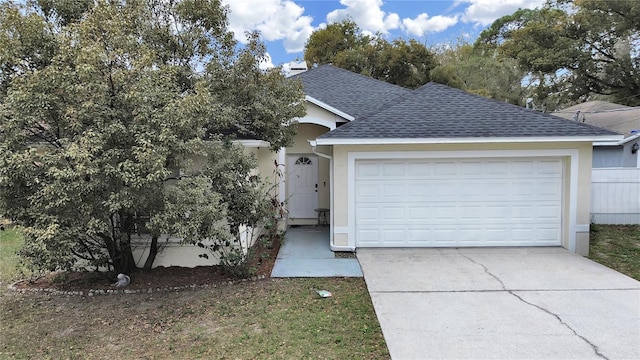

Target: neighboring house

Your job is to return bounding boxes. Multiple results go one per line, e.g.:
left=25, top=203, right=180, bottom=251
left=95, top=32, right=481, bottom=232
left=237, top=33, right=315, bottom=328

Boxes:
left=282, top=65, right=619, bottom=256
left=551, top=101, right=640, bottom=225
left=551, top=101, right=640, bottom=168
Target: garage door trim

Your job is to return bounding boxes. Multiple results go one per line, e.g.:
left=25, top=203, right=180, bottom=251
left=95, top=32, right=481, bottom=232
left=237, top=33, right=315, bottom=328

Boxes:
left=345, top=149, right=580, bottom=251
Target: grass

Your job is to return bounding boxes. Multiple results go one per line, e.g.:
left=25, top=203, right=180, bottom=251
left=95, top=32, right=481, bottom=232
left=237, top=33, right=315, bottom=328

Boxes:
left=588, top=224, right=640, bottom=281
left=0, top=229, right=389, bottom=359
left=0, top=227, right=26, bottom=286
left=1, top=278, right=389, bottom=359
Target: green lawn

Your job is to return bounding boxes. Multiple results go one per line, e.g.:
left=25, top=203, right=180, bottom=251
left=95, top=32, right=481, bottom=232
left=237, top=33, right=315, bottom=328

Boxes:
left=0, top=227, right=26, bottom=286
left=0, top=278, right=389, bottom=359
left=0, top=229, right=389, bottom=359
left=588, top=224, right=640, bottom=281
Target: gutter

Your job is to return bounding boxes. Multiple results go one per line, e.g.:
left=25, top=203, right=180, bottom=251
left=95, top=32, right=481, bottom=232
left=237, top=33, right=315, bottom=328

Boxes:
left=309, top=140, right=355, bottom=252
left=315, top=135, right=624, bottom=146
left=594, top=133, right=640, bottom=146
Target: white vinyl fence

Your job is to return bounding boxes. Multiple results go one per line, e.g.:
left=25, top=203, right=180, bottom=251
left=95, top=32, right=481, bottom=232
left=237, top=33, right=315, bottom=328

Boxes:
left=591, top=168, right=640, bottom=224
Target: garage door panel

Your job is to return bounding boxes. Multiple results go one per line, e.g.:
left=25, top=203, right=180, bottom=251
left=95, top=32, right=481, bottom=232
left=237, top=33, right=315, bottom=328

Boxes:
left=382, top=229, right=405, bottom=243
left=538, top=181, right=562, bottom=196
left=355, top=157, right=563, bottom=247
left=512, top=206, right=536, bottom=219
left=382, top=183, right=406, bottom=198
left=485, top=161, right=509, bottom=174
left=537, top=228, right=562, bottom=243
left=484, top=205, right=510, bottom=219
left=383, top=207, right=405, bottom=220
left=407, top=182, right=434, bottom=197
left=357, top=162, right=381, bottom=177
left=357, top=228, right=407, bottom=245
left=382, top=162, right=404, bottom=176
left=511, top=160, right=537, bottom=174
left=536, top=204, right=562, bottom=219
left=355, top=183, right=380, bottom=201
left=356, top=207, right=380, bottom=222
left=357, top=230, right=380, bottom=245
left=434, top=161, right=458, bottom=175
left=407, top=206, right=432, bottom=220
left=537, top=160, right=564, bottom=174
left=432, top=206, right=456, bottom=220
left=407, top=162, right=432, bottom=176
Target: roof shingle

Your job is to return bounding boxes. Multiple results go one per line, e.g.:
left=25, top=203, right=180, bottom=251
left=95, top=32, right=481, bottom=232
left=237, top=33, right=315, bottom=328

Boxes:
left=551, top=101, right=640, bottom=136
left=292, top=65, right=411, bottom=119
left=319, top=82, right=620, bottom=139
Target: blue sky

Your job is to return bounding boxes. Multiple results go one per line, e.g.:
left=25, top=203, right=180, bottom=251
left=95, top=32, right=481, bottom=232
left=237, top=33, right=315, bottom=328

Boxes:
left=220, top=0, right=546, bottom=69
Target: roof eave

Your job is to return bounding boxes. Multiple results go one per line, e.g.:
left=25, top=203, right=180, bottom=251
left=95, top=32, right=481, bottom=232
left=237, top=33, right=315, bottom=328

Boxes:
left=594, top=133, right=640, bottom=146
left=315, top=135, right=624, bottom=146
left=305, top=95, right=355, bottom=121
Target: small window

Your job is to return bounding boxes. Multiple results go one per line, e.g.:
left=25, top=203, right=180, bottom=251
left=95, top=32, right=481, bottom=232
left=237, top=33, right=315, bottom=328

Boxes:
left=295, top=156, right=312, bottom=165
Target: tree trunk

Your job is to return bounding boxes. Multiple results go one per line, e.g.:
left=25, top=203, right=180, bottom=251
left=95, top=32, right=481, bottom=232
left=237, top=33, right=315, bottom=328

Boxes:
left=117, top=233, right=138, bottom=274
left=143, top=235, right=159, bottom=271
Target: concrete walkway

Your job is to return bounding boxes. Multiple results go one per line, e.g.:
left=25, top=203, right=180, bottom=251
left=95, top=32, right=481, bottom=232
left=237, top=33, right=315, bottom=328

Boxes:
left=358, top=247, right=640, bottom=359
left=271, top=227, right=362, bottom=277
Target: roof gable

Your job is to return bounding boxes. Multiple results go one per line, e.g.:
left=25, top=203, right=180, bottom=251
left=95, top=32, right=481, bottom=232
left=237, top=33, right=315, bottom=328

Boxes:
left=292, top=65, right=411, bottom=119
left=319, top=82, right=620, bottom=141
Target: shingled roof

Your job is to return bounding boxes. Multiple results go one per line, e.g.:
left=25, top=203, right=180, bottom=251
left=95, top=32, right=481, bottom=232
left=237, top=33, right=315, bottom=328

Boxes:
left=292, top=65, right=411, bottom=119
left=551, top=101, right=640, bottom=137
left=318, top=82, right=620, bottom=141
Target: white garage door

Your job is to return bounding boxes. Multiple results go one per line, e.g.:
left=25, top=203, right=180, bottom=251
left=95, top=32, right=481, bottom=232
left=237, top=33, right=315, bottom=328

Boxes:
left=355, top=158, right=563, bottom=247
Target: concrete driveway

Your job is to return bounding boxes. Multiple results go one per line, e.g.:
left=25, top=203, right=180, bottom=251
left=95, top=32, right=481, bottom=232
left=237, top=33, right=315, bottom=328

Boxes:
left=357, top=248, right=640, bottom=359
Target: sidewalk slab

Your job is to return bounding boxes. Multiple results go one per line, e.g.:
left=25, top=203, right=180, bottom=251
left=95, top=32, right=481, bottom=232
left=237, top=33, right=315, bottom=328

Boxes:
left=271, top=227, right=362, bottom=278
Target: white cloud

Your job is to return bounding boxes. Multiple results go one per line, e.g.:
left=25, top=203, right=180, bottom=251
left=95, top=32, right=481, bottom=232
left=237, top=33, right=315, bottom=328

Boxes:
left=402, top=13, right=459, bottom=37
left=258, top=52, right=275, bottom=70
left=222, top=0, right=315, bottom=53
left=326, top=0, right=400, bottom=34
left=460, top=0, right=546, bottom=26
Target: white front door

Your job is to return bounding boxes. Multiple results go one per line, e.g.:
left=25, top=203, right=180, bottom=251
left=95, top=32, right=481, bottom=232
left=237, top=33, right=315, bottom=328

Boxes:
left=287, top=155, right=318, bottom=219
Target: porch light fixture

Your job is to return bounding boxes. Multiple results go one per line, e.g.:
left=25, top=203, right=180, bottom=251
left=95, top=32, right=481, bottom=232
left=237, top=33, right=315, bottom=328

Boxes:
left=632, top=142, right=639, bottom=154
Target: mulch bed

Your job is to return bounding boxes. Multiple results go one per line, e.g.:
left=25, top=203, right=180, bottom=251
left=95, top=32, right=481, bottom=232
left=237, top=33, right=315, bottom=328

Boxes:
left=11, top=237, right=281, bottom=293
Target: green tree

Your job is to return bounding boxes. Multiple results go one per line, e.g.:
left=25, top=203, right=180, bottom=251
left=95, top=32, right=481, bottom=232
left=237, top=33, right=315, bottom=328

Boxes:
left=304, top=19, right=366, bottom=66
left=0, top=0, right=305, bottom=275
left=304, top=20, right=437, bottom=89
left=430, top=41, right=527, bottom=105
left=475, top=0, right=640, bottom=107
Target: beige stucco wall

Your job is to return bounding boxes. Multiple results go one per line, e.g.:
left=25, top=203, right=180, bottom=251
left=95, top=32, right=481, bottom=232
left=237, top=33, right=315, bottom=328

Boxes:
left=331, top=142, right=594, bottom=254
left=243, top=146, right=280, bottom=197
left=130, top=144, right=279, bottom=268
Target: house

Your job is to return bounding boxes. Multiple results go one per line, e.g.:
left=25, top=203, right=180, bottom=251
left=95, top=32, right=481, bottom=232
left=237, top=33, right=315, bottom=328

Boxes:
left=551, top=101, right=640, bottom=168
left=141, top=65, right=622, bottom=266
left=281, top=65, right=620, bottom=256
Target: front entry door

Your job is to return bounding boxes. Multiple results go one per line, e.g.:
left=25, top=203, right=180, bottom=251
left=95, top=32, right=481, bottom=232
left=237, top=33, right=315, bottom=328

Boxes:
left=287, top=155, right=318, bottom=219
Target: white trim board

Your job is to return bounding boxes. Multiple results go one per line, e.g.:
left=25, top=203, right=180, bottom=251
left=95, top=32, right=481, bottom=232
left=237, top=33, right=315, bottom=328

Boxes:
left=317, top=136, right=622, bottom=146
left=298, top=115, right=336, bottom=130
left=278, top=148, right=286, bottom=205
left=346, top=149, right=580, bottom=253
left=305, top=95, right=354, bottom=121
left=594, top=133, right=640, bottom=146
